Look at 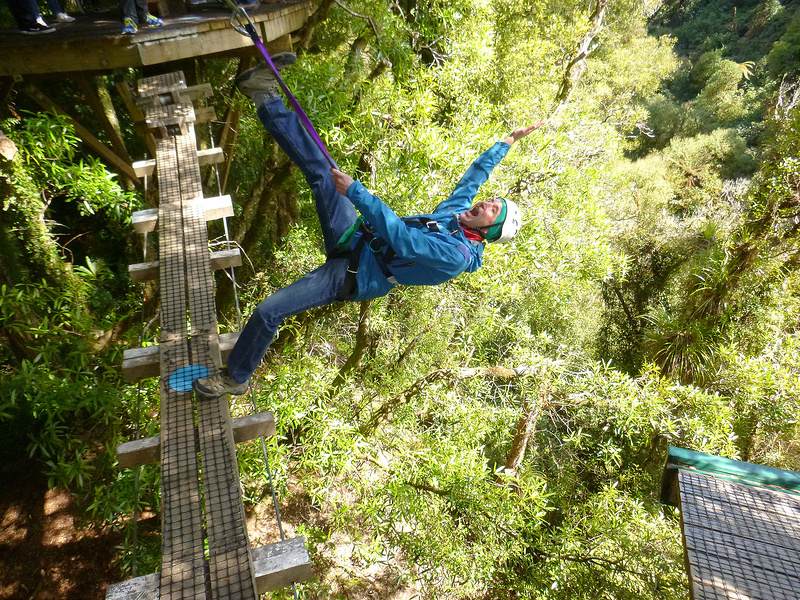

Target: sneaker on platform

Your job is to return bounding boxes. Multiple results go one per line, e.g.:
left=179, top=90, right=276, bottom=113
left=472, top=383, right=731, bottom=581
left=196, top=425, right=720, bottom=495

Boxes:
left=23, top=22, right=55, bottom=33
left=143, top=13, right=163, bottom=26
left=121, top=17, right=137, bottom=34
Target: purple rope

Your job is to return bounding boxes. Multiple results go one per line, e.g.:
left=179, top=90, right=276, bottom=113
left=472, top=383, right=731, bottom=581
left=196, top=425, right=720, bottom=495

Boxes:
left=245, top=24, right=338, bottom=169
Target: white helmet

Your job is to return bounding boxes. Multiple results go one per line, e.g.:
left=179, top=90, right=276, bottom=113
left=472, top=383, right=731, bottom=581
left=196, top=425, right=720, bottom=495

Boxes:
left=485, top=197, right=522, bottom=244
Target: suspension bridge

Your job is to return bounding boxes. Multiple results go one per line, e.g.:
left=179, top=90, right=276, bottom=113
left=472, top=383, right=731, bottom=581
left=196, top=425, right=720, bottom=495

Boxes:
left=108, top=70, right=312, bottom=600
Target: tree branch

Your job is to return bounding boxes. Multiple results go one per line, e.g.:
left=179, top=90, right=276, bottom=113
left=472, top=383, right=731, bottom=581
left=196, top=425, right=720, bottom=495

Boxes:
left=328, top=299, right=373, bottom=396
left=553, top=0, right=609, bottom=113
left=333, top=0, right=382, bottom=41
left=359, top=365, right=531, bottom=435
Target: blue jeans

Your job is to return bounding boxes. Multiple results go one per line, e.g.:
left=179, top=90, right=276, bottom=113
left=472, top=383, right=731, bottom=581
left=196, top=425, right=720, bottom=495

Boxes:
left=6, top=0, right=38, bottom=28
left=226, top=97, right=358, bottom=383
left=119, top=0, right=148, bottom=20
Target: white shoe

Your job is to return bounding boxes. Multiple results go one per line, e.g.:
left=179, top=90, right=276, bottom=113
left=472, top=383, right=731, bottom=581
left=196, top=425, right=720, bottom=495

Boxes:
left=36, top=16, right=48, bottom=26
left=56, top=12, right=75, bottom=22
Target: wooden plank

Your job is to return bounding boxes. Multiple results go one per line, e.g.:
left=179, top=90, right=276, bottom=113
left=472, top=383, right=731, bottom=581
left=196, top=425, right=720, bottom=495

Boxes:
left=135, top=83, right=214, bottom=107
left=133, top=147, right=224, bottom=176
left=252, top=538, right=314, bottom=594
left=116, top=412, right=276, bottom=468
left=132, top=194, right=234, bottom=233
left=128, top=247, right=241, bottom=282
left=153, top=123, right=207, bottom=600
left=136, top=7, right=310, bottom=65
left=104, top=537, right=312, bottom=600
left=105, top=572, right=159, bottom=600
left=144, top=104, right=196, bottom=131
left=122, top=332, right=239, bottom=382
left=24, top=85, right=141, bottom=183
left=194, top=106, right=216, bottom=124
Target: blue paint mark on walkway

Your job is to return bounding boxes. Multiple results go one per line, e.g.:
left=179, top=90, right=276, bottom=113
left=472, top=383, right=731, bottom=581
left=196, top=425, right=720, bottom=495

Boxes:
left=169, top=365, right=210, bottom=392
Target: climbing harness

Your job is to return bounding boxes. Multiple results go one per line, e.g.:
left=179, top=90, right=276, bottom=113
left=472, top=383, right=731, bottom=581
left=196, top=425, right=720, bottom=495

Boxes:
left=332, top=216, right=452, bottom=301
left=225, top=0, right=337, bottom=168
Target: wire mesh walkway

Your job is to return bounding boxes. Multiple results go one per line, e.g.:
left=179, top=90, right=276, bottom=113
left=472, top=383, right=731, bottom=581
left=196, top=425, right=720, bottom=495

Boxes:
left=108, top=71, right=312, bottom=600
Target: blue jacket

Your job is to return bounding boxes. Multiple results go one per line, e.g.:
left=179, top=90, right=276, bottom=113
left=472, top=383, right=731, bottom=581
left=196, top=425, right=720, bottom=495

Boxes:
left=346, top=141, right=511, bottom=302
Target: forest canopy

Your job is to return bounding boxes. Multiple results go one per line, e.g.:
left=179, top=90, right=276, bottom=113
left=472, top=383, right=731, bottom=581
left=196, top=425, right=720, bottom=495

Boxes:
left=1, top=0, right=799, bottom=597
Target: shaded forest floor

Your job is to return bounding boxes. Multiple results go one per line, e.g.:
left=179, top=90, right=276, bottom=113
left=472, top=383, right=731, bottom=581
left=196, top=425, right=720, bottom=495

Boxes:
left=0, top=464, right=420, bottom=599
left=0, top=461, right=121, bottom=600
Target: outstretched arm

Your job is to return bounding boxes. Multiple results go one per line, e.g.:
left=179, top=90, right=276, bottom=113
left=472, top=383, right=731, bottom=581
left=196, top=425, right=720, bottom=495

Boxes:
left=502, top=120, right=546, bottom=146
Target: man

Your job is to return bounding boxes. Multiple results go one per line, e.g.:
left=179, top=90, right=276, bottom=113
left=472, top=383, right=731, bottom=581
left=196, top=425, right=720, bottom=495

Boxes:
left=194, top=53, right=542, bottom=397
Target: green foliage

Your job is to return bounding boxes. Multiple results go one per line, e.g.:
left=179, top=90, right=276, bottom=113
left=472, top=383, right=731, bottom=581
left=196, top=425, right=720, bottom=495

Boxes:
left=767, top=16, right=800, bottom=79
left=4, top=112, right=136, bottom=217
left=3, top=0, right=800, bottom=593
left=0, top=279, right=121, bottom=489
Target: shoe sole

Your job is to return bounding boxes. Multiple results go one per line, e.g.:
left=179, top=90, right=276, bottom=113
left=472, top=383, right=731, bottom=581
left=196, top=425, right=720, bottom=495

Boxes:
left=235, top=53, right=296, bottom=92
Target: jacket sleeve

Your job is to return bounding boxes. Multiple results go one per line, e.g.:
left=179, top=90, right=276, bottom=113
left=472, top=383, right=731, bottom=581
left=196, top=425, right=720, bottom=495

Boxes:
left=346, top=182, right=470, bottom=272
left=433, top=141, right=511, bottom=215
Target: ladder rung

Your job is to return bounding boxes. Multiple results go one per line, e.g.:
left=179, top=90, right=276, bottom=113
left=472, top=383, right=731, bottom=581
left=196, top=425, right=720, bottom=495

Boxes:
left=132, top=195, right=234, bottom=233
left=122, top=331, right=240, bottom=382
left=132, top=147, right=224, bottom=177
left=117, top=412, right=276, bottom=468
left=128, top=248, right=241, bottom=283
left=105, top=538, right=312, bottom=600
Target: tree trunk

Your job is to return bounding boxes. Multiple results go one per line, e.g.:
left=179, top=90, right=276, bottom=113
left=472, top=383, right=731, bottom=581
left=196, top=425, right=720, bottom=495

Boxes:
left=298, top=0, right=336, bottom=50
left=503, top=391, right=543, bottom=476
left=328, top=299, right=372, bottom=394
left=553, top=0, right=609, bottom=111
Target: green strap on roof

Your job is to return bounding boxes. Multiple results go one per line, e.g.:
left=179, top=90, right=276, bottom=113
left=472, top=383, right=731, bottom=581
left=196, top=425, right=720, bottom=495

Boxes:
left=660, top=446, right=800, bottom=506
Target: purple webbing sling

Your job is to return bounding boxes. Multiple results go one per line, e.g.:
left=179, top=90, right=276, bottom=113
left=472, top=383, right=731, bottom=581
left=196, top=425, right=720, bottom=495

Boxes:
left=244, top=23, right=338, bottom=169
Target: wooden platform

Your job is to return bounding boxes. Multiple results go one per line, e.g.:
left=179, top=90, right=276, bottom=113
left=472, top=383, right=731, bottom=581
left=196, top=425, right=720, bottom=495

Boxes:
left=0, top=0, right=314, bottom=78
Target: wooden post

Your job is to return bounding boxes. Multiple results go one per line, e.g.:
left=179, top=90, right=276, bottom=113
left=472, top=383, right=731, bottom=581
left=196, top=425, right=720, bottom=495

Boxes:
left=77, top=76, right=135, bottom=188
left=213, top=56, right=253, bottom=193
left=0, top=77, right=14, bottom=108
left=116, top=81, right=157, bottom=159
left=24, top=84, right=141, bottom=184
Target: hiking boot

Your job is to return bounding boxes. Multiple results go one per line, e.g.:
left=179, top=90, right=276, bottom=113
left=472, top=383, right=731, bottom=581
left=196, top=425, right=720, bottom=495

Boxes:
left=235, top=52, right=296, bottom=101
left=193, top=368, right=250, bottom=398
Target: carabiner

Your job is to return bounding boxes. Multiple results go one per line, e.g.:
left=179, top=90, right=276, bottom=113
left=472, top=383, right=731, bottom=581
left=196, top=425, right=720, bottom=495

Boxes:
left=223, top=0, right=255, bottom=37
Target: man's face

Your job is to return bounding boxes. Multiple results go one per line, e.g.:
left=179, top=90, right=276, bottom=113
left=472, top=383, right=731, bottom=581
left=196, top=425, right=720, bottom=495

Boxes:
left=460, top=198, right=504, bottom=230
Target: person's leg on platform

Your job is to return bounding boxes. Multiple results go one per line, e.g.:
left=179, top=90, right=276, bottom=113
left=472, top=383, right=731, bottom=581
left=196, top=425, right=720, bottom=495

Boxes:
left=193, top=258, right=350, bottom=397
left=8, top=0, right=55, bottom=32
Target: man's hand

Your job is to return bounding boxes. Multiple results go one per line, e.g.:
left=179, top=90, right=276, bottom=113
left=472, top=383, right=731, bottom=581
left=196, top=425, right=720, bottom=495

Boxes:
left=331, top=169, right=355, bottom=196
left=502, top=120, right=546, bottom=146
